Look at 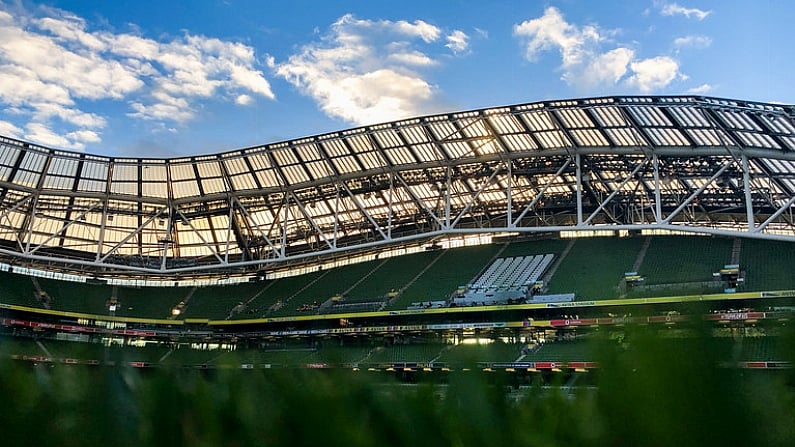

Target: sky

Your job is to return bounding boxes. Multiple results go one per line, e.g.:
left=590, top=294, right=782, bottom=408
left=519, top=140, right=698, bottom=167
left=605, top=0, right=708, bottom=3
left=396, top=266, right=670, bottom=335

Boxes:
left=0, top=0, right=792, bottom=158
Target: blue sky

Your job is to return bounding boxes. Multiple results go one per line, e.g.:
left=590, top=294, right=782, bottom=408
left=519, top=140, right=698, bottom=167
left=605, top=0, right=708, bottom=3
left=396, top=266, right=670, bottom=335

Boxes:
left=0, top=0, right=791, bottom=158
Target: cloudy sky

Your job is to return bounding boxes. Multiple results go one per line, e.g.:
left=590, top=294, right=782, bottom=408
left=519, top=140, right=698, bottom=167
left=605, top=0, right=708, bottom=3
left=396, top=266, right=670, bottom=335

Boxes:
left=0, top=0, right=791, bottom=157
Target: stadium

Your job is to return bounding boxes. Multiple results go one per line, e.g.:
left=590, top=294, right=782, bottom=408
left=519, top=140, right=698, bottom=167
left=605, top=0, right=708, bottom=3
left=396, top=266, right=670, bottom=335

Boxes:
left=1, top=95, right=795, bottom=444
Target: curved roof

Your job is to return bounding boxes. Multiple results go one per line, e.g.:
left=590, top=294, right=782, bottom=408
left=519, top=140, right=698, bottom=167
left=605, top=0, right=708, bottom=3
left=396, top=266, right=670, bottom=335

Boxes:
left=0, top=95, right=794, bottom=279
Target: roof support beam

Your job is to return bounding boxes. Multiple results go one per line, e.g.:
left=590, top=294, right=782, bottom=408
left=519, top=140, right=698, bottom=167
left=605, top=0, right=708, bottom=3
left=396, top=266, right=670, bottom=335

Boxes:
left=663, top=159, right=733, bottom=224
left=28, top=200, right=103, bottom=254
left=584, top=158, right=648, bottom=225
left=450, top=162, right=503, bottom=229
left=753, top=195, right=795, bottom=234
left=342, top=183, right=389, bottom=242
left=511, top=158, right=572, bottom=227
left=231, top=195, right=283, bottom=260
left=99, top=205, right=169, bottom=263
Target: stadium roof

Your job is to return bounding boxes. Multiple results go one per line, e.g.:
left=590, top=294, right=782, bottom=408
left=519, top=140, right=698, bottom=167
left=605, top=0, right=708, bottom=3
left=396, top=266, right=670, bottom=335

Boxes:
left=1, top=95, right=794, bottom=279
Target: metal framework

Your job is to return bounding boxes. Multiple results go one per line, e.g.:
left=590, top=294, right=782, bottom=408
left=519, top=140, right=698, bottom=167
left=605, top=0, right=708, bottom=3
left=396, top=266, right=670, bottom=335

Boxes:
left=1, top=95, right=794, bottom=278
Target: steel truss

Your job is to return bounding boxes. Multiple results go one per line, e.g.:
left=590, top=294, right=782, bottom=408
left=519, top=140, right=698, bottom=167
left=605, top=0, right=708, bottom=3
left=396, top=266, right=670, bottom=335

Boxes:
left=0, top=95, right=794, bottom=278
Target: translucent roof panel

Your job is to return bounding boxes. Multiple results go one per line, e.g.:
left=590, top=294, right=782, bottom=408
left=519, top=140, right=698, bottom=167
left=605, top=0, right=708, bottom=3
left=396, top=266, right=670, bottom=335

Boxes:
left=371, top=127, right=403, bottom=149
left=170, top=163, right=195, bottom=181
left=271, top=147, right=300, bottom=166
left=667, top=106, right=712, bottom=127
left=501, top=133, right=538, bottom=152
left=716, top=110, right=762, bottom=131
left=519, top=110, right=557, bottom=131
left=534, top=130, right=572, bottom=149
left=555, top=108, right=596, bottom=128
left=605, top=128, right=648, bottom=147
left=627, top=106, right=673, bottom=127
left=354, top=147, right=386, bottom=170
left=759, top=114, right=795, bottom=134
left=403, top=124, right=434, bottom=144
left=644, top=128, right=691, bottom=147
left=686, top=129, right=731, bottom=146
left=384, top=147, right=417, bottom=165
left=570, top=129, right=609, bottom=147
left=12, top=150, right=47, bottom=188
left=590, top=106, right=629, bottom=127
left=244, top=152, right=281, bottom=188
left=0, top=143, right=21, bottom=182
left=736, top=131, right=780, bottom=149
left=78, top=159, right=109, bottom=193
left=43, top=156, right=80, bottom=190
left=486, top=113, right=525, bottom=133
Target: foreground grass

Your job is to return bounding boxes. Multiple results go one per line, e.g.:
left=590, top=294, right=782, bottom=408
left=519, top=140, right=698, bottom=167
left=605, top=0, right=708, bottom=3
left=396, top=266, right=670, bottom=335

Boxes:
left=1, top=329, right=794, bottom=446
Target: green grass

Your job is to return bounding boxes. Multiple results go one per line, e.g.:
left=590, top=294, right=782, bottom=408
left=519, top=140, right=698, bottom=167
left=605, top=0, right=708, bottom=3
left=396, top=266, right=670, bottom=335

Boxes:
left=0, top=326, right=793, bottom=447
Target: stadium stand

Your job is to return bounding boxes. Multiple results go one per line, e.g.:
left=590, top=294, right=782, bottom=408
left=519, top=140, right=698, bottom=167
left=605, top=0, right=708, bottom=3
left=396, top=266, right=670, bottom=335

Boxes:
left=390, top=244, right=503, bottom=309
left=453, top=254, right=554, bottom=306
left=435, top=341, right=523, bottom=366
left=366, top=341, right=448, bottom=365
left=638, top=236, right=734, bottom=286
left=523, top=340, right=594, bottom=363
left=545, top=236, right=646, bottom=300
left=0, top=96, right=794, bottom=383
left=739, top=239, right=795, bottom=291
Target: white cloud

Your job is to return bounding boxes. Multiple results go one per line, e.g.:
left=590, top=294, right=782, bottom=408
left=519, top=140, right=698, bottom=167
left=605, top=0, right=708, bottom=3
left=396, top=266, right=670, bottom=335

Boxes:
left=446, top=30, right=469, bottom=54
left=393, top=19, right=441, bottom=43
left=235, top=94, right=253, bottom=105
left=128, top=94, right=194, bottom=123
left=30, top=102, right=107, bottom=128
left=25, top=122, right=87, bottom=150
left=687, top=83, right=713, bottom=94
left=514, top=7, right=602, bottom=68
left=0, top=4, right=276, bottom=150
left=660, top=2, right=711, bottom=20
left=0, top=119, right=22, bottom=138
left=514, top=7, right=684, bottom=92
left=673, top=35, right=712, bottom=49
left=65, top=129, right=101, bottom=144
left=388, top=50, right=437, bottom=66
left=626, top=56, right=683, bottom=93
left=276, top=14, right=450, bottom=126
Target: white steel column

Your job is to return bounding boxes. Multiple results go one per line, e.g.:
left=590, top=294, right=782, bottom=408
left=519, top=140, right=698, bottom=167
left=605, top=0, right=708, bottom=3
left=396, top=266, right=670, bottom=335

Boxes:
left=653, top=154, right=662, bottom=223
left=444, top=166, right=451, bottom=230
left=387, top=173, right=393, bottom=239
left=506, top=160, right=513, bottom=228
left=333, top=188, right=340, bottom=248
left=575, top=153, right=583, bottom=225
left=742, top=155, right=754, bottom=230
